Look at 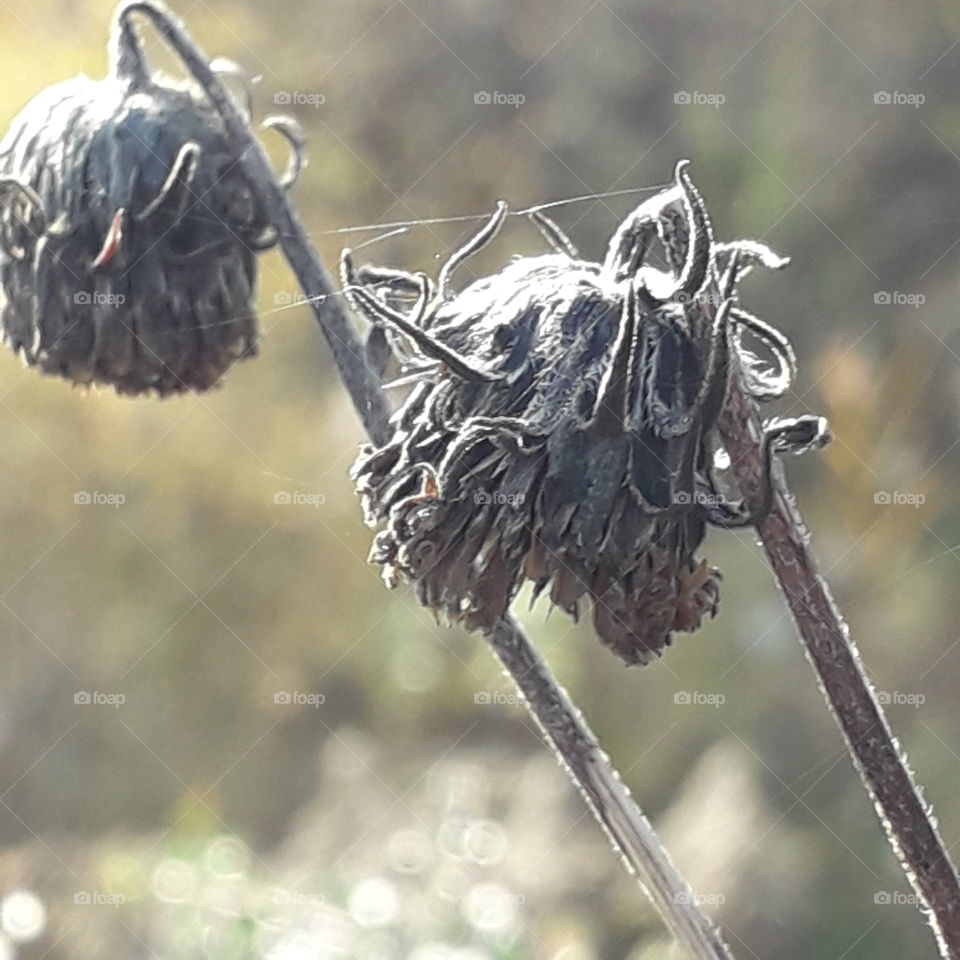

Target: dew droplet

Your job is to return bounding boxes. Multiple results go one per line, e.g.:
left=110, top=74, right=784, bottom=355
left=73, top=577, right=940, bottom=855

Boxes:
left=150, top=860, right=198, bottom=904
left=205, top=835, right=250, bottom=878
left=463, top=820, right=507, bottom=865
left=348, top=877, right=400, bottom=929
left=1, top=890, right=46, bottom=943
left=462, top=882, right=519, bottom=933
left=386, top=829, right=434, bottom=874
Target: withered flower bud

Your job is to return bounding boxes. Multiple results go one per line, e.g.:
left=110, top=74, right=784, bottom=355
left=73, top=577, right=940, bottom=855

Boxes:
left=0, top=6, right=295, bottom=395
left=349, top=163, right=811, bottom=665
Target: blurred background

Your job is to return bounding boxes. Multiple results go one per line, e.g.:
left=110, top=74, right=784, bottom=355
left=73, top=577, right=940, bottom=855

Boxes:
left=1, top=0, right=960, bottom=957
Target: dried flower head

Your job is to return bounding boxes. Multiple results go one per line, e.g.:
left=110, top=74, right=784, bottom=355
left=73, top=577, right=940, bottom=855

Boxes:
left=0, top=8, right=300, bottom=396
left=349, top=162, right=816, bottom=665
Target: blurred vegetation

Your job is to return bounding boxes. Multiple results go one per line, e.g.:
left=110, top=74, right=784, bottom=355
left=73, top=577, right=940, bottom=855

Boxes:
left=1, top=0, right=960, bottom=958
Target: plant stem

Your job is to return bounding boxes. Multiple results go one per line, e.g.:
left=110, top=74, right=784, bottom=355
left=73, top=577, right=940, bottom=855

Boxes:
left=111, top=4, right=739, bottom=956
left=114, top=1, right=392, bottom=446
left=721, top=374, right=960, bottom=960
left=491, top=615, right=734, bottom=959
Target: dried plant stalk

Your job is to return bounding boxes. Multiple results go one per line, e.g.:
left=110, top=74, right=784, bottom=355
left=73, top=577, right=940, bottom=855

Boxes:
left=721, top=372, right=960, bottom=959
left=491, top=615, right=733, bottom=959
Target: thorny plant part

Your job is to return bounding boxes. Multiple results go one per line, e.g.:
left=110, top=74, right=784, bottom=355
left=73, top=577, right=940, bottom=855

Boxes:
left=0, top=8, right=306, bottom=396
left=350, top=161, right=827, bottom=665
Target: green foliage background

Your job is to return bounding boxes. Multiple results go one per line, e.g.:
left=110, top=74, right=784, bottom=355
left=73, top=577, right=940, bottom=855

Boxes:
left=1, top=1, right=959, bottom=958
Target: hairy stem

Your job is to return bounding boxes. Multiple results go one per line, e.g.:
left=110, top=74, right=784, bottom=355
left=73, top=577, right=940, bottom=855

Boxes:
left=721, top=374, right=960, bottom=960
left=110, top=3, right=738, bottom=955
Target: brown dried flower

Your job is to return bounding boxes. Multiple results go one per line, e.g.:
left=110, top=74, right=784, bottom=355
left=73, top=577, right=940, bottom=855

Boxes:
left=348, top=163, right=817, bottom=664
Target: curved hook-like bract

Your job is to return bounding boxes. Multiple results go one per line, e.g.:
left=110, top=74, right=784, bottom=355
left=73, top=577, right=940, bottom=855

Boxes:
left=673, top=160, right=712, bottom=301
left=134, top=141, right=201, bottom=223
left=528, top=209, right=579, bottom=259
left=437, top=200, right=509, bottom=299
left=589, top=281, right=643, bottom=434
left=341, top=249, right=503, bottom=383
left=262, top=115, right=308, bottom=190
left=603, top=181, right=683, bottom=283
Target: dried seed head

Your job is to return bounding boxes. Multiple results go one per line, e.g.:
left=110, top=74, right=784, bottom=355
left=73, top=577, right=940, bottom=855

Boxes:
left=352, top=164, right=803, bottom=665
left=0, top=9, right=285, bottom=396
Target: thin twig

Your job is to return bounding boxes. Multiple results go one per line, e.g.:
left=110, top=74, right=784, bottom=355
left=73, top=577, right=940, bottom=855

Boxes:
left=721, top=371, right=960, bottom=960
left=111, top=3, right=738, bottom=956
